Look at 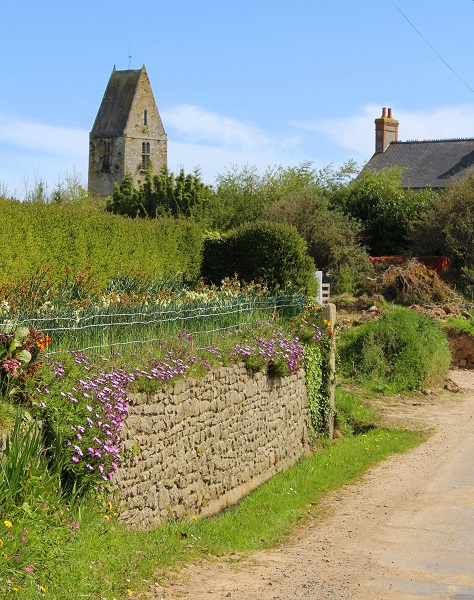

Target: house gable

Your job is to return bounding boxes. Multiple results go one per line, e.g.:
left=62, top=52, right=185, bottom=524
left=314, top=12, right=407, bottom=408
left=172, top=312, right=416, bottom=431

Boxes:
left=364, top=108, right=474, bottom=189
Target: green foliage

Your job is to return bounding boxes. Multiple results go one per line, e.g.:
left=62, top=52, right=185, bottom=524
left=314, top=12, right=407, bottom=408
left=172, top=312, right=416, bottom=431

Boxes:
left=408, top=171, right=474, bottom=296
left=210, top=162, right=370, bottom=294
left=107, top=166, right=214, bottom=221
left=305, top=344, right=329, bottom=435
left=0, top=198, right=203, bottom=284
left=202, top=222, right=317, bottom=294
left=22, top=169, right=89, bottom=205
left=263, top=188, right=370, bottom=294
left=334, top=167, right=435, bottom=256
left=338, top=307, right=451, bottom=393
left=285, top=301, right=333, bottom=435
left=444, top=315, right=474, bottom=337
left=211, top=161, right=359, bottom=231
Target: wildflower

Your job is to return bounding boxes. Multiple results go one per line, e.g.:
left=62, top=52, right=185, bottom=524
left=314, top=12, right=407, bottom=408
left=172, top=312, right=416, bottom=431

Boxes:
left=127, top=590, right=133, bottom=596
left=39, top=586, right=46, bottom=592
left=25, top=564, right=34, bottom=572
left=103, top=515, right=110, bottom=520
left=3, top=521, right=12, bottom=528
left=0, top=539, right=3, bottom=547
left=72, top=522, right=80, bottom=529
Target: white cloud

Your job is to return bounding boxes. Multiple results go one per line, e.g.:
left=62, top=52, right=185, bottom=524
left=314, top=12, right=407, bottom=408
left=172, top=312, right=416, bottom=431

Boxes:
left=163, top=105, right=308, bottom=183
left=294, top=103, right=474, bottom=159
left=9, top=102, right=474, bottom=197
left=0, top=115, right=88, bottom=157
left=0, top=114, right=89, bottom=197
left=162, top=104, right=270, bottom=150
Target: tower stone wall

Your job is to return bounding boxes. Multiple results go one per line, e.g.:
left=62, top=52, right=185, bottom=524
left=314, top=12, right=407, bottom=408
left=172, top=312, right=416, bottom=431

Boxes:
left=88, top=66, right=167, bottom=198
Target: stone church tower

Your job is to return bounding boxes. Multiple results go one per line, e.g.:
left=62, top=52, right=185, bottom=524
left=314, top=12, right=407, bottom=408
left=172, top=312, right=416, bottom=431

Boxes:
left=88, top=66, right=167, bottom=197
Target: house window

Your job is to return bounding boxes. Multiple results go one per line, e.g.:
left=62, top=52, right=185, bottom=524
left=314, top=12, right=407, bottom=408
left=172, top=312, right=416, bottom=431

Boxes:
left=142, top=141, right=150, bottom=169
left=144, top=109, right=148, bottom=126
left=102, top=141, right=111, bottom=172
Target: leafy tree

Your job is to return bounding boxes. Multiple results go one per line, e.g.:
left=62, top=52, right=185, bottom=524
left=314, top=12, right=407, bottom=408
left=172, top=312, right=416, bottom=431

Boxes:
left=263, top=187, right=370, bottom=294
left=106, top=166, right=214, bottom=221
left=333, top=167, right=435, bottom=256
left=210, top=161, right=359, bottom=231
left=408, top=171, right=474, bottom=295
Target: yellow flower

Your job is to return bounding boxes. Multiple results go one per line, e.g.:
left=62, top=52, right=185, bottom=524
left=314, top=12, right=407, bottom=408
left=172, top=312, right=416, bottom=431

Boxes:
left=3, top=521, right=12, bottom=528
left=103, top=514, right=110, bottom=520
left=12, top=588, right=18, bottom=592
left=108, top=501, right=113, bottom=511
left=0, top=539, right=3, bottom=547
left=39, top=586, right=46, bottom=592
left=127, top=589, right=133, bottom=596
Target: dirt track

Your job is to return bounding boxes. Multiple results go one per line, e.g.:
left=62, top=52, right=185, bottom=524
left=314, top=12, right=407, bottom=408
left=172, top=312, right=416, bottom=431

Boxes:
left=146, top=371, right=474, bottom=600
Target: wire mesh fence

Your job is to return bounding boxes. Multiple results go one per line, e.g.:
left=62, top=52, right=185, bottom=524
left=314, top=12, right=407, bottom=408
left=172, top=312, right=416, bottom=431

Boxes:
left=1, top=294, right=305, bottom=356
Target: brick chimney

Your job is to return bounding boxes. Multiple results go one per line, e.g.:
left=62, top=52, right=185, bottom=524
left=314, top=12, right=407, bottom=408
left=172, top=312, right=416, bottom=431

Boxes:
left=374, top=107, right=399, bottom=153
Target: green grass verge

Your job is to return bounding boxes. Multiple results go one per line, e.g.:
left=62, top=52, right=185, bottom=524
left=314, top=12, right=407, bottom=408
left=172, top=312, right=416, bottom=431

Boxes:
left=6, top=426, right=425, bottom=599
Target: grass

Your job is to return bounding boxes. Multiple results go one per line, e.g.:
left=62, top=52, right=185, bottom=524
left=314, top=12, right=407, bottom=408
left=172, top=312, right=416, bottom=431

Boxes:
left=444, top=315, right=474, bottom=336
left=338, top=306, right=452, bottom=394
left=2, top=424, right=425, bottom=599
left=335, top=387, right=380, bottom=435
left=0, top=286, right=438, bottom=599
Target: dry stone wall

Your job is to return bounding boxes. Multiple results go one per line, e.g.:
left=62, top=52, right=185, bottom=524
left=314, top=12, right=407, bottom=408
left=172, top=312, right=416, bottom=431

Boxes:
left=113, top=364, right=309, bottom=528
left=448, top=330, right=474, bottom=368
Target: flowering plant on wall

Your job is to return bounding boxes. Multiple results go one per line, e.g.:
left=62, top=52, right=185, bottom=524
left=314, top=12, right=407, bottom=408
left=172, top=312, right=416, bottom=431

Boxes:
left=0, top=325, right=50, bottom=401
left=36, top=352, right=133, bottom=494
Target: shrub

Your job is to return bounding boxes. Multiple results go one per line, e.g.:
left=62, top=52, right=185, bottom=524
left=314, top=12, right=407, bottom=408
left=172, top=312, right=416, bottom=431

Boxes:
left=202, top=222, right=317, bottom=294
left=338, top=306, right=451, bottom=393
left=0, top=199, right=203, bottom=284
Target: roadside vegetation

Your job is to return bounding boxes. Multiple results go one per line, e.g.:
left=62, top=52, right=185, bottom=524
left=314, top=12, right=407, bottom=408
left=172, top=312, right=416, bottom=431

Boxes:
left=1, top=160, right=473, bottom=598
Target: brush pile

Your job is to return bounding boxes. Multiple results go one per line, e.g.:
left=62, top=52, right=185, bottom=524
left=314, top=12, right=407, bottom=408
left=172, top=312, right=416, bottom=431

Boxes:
left=367, top=259, right=460, bottom=306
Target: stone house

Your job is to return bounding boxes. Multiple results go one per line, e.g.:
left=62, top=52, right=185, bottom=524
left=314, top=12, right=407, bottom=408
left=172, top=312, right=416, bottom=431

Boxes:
left=364, top=107, right=474, bottom=189
left=88, top=65, right=167, bottom=197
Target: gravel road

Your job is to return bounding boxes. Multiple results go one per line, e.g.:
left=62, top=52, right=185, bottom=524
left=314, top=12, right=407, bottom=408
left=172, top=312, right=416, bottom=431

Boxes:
left=145, top=370, right=474, bottom=600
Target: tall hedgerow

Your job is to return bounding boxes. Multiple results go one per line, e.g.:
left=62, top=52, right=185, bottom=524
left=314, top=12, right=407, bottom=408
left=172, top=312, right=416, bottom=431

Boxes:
left=0, top=199, right=202, bottom=283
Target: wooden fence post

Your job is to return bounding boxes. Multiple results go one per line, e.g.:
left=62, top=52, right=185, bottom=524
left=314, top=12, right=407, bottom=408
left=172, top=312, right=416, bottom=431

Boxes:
left=323, top=303, right=336, bottom=440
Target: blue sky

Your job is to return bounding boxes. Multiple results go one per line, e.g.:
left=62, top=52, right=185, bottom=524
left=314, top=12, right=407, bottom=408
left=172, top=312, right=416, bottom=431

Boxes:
left=1, top=0, right=474, bottom=197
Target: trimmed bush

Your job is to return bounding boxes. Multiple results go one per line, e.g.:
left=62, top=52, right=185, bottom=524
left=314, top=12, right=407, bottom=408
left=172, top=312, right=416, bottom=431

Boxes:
left=202, top=222, right=317, bottom=293
left=338, top=306, right=451, bottom=393
left=0, top=199, right=203, bottom=283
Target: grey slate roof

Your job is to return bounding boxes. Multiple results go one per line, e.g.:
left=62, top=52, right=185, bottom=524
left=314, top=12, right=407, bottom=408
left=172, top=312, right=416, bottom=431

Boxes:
left=90, top=68, right=142, bottom=137
left=364, top=139, right=474, bottom=189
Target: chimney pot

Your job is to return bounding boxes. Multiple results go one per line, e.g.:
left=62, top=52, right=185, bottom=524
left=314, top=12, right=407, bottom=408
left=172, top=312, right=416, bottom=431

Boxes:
left=375, top=107, right=399, bottom=154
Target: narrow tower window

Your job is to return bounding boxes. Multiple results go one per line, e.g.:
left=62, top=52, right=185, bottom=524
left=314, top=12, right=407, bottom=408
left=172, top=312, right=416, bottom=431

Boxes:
left=102, top=141, right=111, bottom=172
left=142, top=141, right=150, bottom=169
left=144, top=109, right=148, bottom=126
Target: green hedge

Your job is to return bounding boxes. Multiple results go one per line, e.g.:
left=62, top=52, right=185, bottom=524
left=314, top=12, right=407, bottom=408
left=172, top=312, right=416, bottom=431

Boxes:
left=202, top=221, right=317, bottom=293
left=0, top=199, right=203, bottom=283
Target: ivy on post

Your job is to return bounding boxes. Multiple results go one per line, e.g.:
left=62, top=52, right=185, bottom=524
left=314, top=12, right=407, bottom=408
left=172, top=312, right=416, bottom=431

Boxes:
left=322, top=303, right=336, bottom=439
